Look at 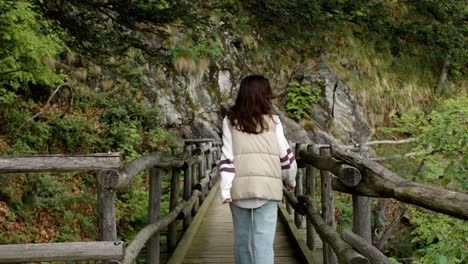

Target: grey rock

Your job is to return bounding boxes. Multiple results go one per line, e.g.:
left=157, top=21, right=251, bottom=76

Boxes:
left=145, top=46, right=371, bottom=146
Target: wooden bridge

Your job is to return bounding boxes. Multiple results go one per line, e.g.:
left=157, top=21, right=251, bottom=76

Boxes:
left=0, top=138, right=467, bottom=264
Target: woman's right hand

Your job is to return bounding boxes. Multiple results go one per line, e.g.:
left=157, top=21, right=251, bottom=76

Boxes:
left=223, top=198, right=232, bottom=204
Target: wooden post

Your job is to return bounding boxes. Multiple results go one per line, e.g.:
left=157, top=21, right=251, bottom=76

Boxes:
left=97, top=181, right=117, bottom=242
left=168, top=148, right=181, bottom=253
left=191, top=145, right=199, bottom=215
left=148, top=167, right=162, bottom=264
left=198, top=143, right=206, bottom=204
left=352, top=144, right=372, bottom=242
left=295, top=143, right=304, bottom=228
left=286, top=142, right=294, bottom=215
left=207, top=142, right=214, bottom=188
left=320, top=146, right=337, bottom=264
left=306, top=144, right=317, bottom=250
left=183, top=145, right=193, bottom=230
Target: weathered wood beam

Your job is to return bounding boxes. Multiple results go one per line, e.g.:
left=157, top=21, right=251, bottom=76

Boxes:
left=299, top=150, right=362, bottom=187
left=0, top=153, right=122, bottom=173
left=183, top=138, right=214, bottom=143
left=168, top=149, right=181, bottom=252
left=183, top=145, right=193, bottom=230
left=177, top=194, right=200, bottom=220
left=341, top=231, right=393, bottom=264
left=168, top=183, right=219, bottom=264
left=0, top=241, right=124, bottom=263
left=197, top=143, right=207, bottom=204
left=353, top=145, right=372, bottom=242
left=365, top=138, right=416, bottom=145
left=98, top=152, right=184, bottom=189
left=297, top=196, right=369, bottom=264
left=148, top=167, right=162, bottom=264
left=371, top=151, right=426, bottom=161
left=319, top=146, right=337, bottom=264
left=331, top=146, right=468, bottom=220
left=185, top=155, right=202, bottom=166
left=194, top=172, right=211, bottom=192
left=122, top=190, right=200, bottom=264
left=282, top=188, right=308, bottom=215
left=305, top=144, right=317, bottom=251
left=97, top=183, right=117, bottom=241
left=295, top=144, right=305, bottom=229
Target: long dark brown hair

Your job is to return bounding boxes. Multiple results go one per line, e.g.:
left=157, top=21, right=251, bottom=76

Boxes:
left=227, top=75, right=273, bottom=134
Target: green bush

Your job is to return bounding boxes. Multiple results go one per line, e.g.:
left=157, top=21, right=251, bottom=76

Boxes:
left=285, top=81, right=321, bottom=121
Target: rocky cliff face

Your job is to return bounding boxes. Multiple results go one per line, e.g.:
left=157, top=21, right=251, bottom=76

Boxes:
left=145, top=45, right=371, bottom=146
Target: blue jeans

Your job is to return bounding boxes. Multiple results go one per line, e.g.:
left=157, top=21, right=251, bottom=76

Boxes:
left=229, top=201, right=278, bottom=264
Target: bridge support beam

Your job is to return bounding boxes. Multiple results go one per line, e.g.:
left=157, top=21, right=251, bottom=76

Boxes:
left=352, top=145, right=372, bottom=242
left=148, top=167, right=162, bottom=264
left=97, top=183, right=117, bottom=242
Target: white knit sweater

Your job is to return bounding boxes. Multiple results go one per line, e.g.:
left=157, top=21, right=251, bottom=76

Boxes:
left=219, top=116, right=297, bottom=208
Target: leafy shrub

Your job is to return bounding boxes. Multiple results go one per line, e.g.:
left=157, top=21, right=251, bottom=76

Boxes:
left=381, top=95, right=468, bottom=262
left=285, top=81, right=321, bottom=121
left=0, top=0, right=66, bottom=90
left=411, top=209, right=468, bottom=264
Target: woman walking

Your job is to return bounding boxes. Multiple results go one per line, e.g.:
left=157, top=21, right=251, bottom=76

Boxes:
left=219, top=75, right=297, bottom=264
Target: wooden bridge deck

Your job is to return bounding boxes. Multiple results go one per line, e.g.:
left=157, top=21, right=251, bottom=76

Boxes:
left=176, top=188, right=323, bottom=264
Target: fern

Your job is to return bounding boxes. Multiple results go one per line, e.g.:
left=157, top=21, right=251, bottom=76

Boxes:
left=285, top=81, right=321, bottom=121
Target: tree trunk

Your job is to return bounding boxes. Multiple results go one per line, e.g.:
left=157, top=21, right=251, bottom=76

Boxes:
left=435, top=52, right=450, bottom=96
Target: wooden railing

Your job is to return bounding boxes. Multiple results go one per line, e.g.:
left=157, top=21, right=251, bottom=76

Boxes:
left=280, top=143, right=468, bottom=264
left=2, top=140, right=467, bottom=264
left=0, top=139, right=221, bottom=264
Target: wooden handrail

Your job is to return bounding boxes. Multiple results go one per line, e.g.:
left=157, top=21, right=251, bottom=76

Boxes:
left=184, top=138, right=215, bottom=143
left=3, top=139, right=466, bottom=264
left=97, top=152, right=185, bottom=189
left=0, top=241, right=124, bottom=263
left=0, top=140, right=222, bottom=264
left=331, top=145, right=468, bottom=220
left=297, top=144, right=468, bottom=220
left=282, top=191, right=369, bottom=264
left=299, top=149, right=362, bottom=187
left=284, top=142, right=467, bottom=264
left=122, top=190, right=201, bottom=264
left=340, top=231, right=393, bottom=264
left=0, top=153, right=122, bottom=173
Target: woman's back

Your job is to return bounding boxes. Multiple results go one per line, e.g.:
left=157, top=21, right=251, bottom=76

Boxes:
left=229, top=115, right=282, bottom=201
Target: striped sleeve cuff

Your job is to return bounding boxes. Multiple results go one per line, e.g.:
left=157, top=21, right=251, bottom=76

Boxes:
left=280, top=148, right=295, bottom=170
left=220, top=159, right=235, bottom=173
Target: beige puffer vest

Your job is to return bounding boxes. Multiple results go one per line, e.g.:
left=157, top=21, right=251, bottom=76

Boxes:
left=230, top=115, right=282, bottom=201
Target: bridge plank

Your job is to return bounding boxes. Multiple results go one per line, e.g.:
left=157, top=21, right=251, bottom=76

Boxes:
left=0, top=241, right=124, bottom=263
left=172, top=188, right=318, bottom=264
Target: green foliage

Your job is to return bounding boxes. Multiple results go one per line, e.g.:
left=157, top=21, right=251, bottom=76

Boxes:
left=0, top=172, right=97, bottom=243
left=285, top=81, right=321, bottom=121
left=381, top=95, right=468, bottom=262
left=1, top=0, right=466, bottom=258
left=0, top=0, right=66, bottom=90
left=404, top=0, right=468, bottom=79
left=169, top=38, right=223, bottom=75
left=1, top=31, right=177, bottom=244
left=335, top=193, right=353, bottom=232
left=382, top=96, right=468, bottom=191
left=410, top=209, right=468, bottom=264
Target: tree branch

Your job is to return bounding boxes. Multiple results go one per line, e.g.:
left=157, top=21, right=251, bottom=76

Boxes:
left=16, top=84, right=72, bottom=134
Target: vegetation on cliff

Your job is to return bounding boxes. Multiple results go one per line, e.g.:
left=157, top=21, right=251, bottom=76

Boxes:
left=0, top=0, right=466, bottom=262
